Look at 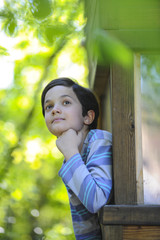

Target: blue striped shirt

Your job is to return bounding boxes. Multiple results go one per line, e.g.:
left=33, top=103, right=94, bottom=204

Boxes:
left=59, top=129, right=112, bottom=240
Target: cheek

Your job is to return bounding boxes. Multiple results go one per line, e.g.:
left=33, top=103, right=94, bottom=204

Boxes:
left=74, top=112, right=85, bottom=126
left=44, top=115, right=50, bottom=127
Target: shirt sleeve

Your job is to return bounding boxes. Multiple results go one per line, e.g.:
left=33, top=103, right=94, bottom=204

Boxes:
left=58, top=138, right=112, bottom=214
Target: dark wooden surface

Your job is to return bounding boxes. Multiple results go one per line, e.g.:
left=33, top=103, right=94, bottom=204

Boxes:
left=93, top=66, right=112, bottom=131
left=111, top=63, right=138, bottom=204
left=101, top=225, right=123, bottom=240
left=93, top=66, right=110, bottom=97
left=99, top=205, right=160, bottom=225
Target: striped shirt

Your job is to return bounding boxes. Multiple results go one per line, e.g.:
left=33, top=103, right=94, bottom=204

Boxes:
left=58, top=129, right=112, bottom=240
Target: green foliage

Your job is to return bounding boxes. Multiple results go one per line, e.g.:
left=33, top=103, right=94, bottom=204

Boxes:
left=0, top=46, right=9, bottom=55
left=0, top=0, right=87, bottom=239
left=91, top=29, right=133, bottom=67
left=29, top=0, right=53, bottom=20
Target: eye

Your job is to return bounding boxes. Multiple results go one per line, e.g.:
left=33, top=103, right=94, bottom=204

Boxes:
left=45, top=104, right=53, bottom=111
left=63, top=100, right=71, bottom=105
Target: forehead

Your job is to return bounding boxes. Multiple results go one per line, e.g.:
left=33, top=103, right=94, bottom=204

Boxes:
left=44, top=85, right=78, bottom=102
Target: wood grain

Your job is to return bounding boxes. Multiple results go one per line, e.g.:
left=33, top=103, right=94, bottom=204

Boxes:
left=112, top=62, right=137, bottom=204
left=99, top=205, right=160, bottom=225
left=123, top=226, right=160, bottom=240
left=101, top=225, right=123, bottom=240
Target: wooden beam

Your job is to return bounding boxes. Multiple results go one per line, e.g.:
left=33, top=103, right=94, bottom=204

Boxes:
left=99, top=0, right=160, bottom=30
left=93, top=66, right=110, bottom=96
left=84, top=0, right=99, bottom=86
left=101, top=225, right=123, bottom=240
left=108, top=30, right=160, bottom=53
left=111, top=60, right=137, bottom=204
left=99, top=205, right=160, bottom=225
left=92, top=66, right=112, bottom=131
left=123, top=226, right=160, bottom=240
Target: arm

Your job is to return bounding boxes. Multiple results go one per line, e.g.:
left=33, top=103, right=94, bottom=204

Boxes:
left=58, top=135, right=112, bottom=213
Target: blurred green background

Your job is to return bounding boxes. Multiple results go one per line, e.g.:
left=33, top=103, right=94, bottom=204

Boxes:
left=0, top=0, right=88, bottom=239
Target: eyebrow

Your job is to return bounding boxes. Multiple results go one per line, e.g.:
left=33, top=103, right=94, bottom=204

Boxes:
left=61, top=94, right=74, bottom=99
left=44, top=94, right=74, bottom=104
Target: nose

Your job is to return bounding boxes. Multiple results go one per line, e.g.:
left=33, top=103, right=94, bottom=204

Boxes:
left=51, top=105, right=61, bottom=114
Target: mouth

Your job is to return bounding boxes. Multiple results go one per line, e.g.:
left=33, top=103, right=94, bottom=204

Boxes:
left=52, top=118, right=64, bottom=123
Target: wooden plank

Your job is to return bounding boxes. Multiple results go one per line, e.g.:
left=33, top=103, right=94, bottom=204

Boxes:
left=134, top=54, right=144, bottom=204
left=100, top=0, right=160, bottom=30
left=84, top=0, right=99, bottom=86
left=101, top=77, right=112, bottom=132
left=99, top=205, right=160, bottom=225
left=84, top=0, right=99, bottom=36
left=93, top=66, right=112, bottom=131
left=108, top=30, right=160, bottom=52
left=93, top=66, right=110, bottom=96
left=101, top=225, right=123, bottom=240
left=99, top=0, right=118, bottom=30
left=123, top=226, right=160, bottom=240
left=111, top=61, right=137, bottom=204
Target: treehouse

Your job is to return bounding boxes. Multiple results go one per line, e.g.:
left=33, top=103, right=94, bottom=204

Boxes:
left=85, top=0, right=160, bottom=239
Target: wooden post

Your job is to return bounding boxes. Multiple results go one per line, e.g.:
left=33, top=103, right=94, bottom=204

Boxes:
left=111, top=54, right=144, bottom=204
left=111, top=58, right=137, bottom=204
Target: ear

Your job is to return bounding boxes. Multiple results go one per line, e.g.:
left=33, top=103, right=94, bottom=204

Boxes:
left=84, top=110, right=95, bottom=126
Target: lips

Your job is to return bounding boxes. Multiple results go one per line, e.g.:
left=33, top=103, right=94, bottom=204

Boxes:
left=52, top=118, right=64, bottom=123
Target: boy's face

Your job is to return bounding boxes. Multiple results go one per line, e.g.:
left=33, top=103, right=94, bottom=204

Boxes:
left=44, top=86, right=88, bottom=137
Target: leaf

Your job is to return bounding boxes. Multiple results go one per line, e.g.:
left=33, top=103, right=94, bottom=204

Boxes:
left=0, top=46, right=9, bottom=56
left=90, top=28, right=133, bottom=67
left=7, top=18, right=17, bottom=36
left=15, top=41, right=29, bottom=49
left=0, top=9, right=9, bottom=18
left=43, top=24, right=69, bottom=44
left=3, top=18, right=17, bottom=36
left=29, top=0, right=53, bottom=20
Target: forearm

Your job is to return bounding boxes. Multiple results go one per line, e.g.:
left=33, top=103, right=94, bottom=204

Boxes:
left=58, top=153, right=112, bottom=213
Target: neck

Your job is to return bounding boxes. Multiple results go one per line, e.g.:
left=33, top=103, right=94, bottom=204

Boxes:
left=79, top=128, right=89, bottom=152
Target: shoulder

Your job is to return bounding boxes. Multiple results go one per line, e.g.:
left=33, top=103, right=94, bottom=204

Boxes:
left=84, top=129, right=112, bottom=161
left=88, top=129, right=112, bottom=144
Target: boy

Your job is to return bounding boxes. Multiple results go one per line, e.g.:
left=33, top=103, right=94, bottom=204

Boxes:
left=41, top=77, right=112, bottom=240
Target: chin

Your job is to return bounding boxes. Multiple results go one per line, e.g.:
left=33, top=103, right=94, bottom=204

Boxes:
left=50, top=128, right=66, bottom=137
left=50, top=126, right=81, bottom=137
left=51, top=131, right=62, bottom=137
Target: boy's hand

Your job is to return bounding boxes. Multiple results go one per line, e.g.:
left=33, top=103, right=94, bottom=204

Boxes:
left=56, top=129, right=83, bottom=161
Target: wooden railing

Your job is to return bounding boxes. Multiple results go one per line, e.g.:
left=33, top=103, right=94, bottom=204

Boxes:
left=99, top=205, right=160, bottom=240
